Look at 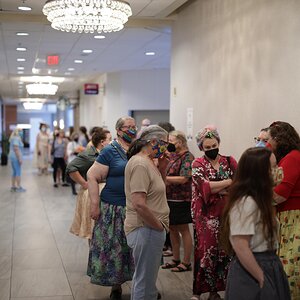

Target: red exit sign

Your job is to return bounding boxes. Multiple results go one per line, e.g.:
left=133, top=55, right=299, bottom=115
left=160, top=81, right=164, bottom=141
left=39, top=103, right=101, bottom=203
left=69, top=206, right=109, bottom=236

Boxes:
left=47, top=55, right=60, bottom=66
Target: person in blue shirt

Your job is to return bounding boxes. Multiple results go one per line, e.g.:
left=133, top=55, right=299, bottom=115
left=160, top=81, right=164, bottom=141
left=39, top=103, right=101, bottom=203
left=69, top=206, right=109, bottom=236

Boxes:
left=8, top=128, right=26, bottom=192
left=87, top=116, right=136, bottom=300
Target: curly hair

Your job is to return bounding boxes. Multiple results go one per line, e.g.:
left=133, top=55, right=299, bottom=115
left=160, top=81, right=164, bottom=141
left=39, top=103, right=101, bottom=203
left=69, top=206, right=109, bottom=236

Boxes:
left=269, top=121, right=300, bottom=162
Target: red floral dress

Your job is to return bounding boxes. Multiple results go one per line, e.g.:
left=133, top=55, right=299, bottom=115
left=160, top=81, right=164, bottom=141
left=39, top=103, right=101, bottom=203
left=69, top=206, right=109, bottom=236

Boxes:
left=191, top=155, right=237, bottom=295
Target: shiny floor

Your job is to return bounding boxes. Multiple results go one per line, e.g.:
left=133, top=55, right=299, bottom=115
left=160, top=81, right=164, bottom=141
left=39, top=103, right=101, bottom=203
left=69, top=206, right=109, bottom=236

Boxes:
left=0, top=156, right=221, bottom=300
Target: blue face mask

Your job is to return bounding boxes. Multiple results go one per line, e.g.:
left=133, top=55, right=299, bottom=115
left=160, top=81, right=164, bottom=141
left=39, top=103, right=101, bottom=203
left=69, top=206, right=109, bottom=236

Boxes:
left=255, top=140, right=266, bottom=147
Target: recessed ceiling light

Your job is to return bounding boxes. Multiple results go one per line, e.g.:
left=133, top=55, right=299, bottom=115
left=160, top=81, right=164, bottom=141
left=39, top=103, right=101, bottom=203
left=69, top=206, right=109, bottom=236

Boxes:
left=145, top=52, right=156, bottom=56
left=82, top=49, right=93, bottom=54
left=18, top=6, right=32, bottom=11
left=74, top=60, right=83, bottom=64
left=16, top=47, right=27, bottom=52
left=17, top=58, right=26, bottom=62
left=18, top=67, right=25, bottom=70
left=68, top=68, right=75, bottom=71
left=94, top=35, right=105, bottom=39
left=16, top=32, right=29, bottom=36
left=18, top=71, right=24, bottom=74
left=64, top=72, right=71, bottom=75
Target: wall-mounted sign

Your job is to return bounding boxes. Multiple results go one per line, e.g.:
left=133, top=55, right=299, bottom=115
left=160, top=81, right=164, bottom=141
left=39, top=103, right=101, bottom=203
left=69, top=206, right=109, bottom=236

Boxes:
left=47, top=55, right=60, bottom=66
left=84, top=83, right=99, bottom=95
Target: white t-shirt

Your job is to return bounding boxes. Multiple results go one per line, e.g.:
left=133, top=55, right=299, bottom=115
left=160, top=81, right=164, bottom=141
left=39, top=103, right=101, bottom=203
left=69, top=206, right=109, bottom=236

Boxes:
left=229, top=196, right=278, bottom=252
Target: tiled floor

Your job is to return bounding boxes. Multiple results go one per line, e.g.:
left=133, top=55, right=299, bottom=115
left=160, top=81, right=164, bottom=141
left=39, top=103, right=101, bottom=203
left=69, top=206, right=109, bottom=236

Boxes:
left=0, top=156, right=221, bottom=300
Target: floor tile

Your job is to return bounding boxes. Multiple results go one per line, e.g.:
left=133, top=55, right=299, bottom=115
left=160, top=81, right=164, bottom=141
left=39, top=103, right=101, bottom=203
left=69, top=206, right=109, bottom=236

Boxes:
left=0, top=256, right=11, bottom=279
left=11, top=269, right=72, bottom=298
left=0, top=279, right=10, bottom=300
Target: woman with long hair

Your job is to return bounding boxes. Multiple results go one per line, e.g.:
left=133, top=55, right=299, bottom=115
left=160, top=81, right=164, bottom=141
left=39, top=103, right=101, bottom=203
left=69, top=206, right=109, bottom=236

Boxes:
left=268, top=121, right=300, bottom=299
left=221, top=147, right=290, bottom=300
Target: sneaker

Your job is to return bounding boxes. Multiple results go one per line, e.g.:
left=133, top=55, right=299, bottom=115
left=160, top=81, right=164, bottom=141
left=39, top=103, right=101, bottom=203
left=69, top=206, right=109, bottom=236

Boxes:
left=53, top=183, right=58, bottom=188
left=10, top=187, right=17, bottom=192
left=62, top=182, right=69, bottom=187
left=16, top=187, right=26, bottom=192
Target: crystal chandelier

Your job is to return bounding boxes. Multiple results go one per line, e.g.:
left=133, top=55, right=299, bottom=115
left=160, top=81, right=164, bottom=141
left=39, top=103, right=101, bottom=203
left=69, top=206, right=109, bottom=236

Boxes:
left=26, top=83, right=58, bottom=95
left=42, top=0, right=132, bottom=34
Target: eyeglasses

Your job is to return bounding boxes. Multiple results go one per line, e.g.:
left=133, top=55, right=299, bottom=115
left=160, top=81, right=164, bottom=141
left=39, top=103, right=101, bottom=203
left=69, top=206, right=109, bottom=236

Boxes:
left=254, top=137, right=268, bottom=143
left=121, top=125, right=137, bottom=130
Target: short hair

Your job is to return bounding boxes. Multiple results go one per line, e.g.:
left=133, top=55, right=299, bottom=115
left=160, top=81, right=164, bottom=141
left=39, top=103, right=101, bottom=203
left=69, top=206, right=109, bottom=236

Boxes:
left=91, top=129, right=110, bottom=148
left=169, top=130, right=188, bottom=148
left=115, top=116, right=135, bottom=130
left=89, top=126, right=103, bottom=136
left=157, top=122, right=175, bottom=133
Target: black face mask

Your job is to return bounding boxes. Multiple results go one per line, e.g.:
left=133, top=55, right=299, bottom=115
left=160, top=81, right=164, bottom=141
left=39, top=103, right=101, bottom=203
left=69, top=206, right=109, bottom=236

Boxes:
left=205, top=148, right=219, bottom=160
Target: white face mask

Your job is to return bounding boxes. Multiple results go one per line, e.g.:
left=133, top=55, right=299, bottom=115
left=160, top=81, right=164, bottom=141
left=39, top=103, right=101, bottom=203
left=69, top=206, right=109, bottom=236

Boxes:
left=41, top=127, right=46, bottom=132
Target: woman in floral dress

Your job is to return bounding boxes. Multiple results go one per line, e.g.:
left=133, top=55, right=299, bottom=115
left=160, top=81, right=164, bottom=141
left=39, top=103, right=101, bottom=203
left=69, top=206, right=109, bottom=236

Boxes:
left=191, top=125, right=237, bottom=300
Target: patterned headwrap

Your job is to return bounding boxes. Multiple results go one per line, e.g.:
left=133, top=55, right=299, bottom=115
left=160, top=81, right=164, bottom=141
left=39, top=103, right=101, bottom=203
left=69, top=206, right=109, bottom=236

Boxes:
left=195, top=124, right=220, bottom=150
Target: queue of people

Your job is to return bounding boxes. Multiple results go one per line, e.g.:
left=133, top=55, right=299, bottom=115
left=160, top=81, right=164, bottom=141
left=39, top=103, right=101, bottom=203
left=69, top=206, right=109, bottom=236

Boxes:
left=8, top=118, right=299, bottom=300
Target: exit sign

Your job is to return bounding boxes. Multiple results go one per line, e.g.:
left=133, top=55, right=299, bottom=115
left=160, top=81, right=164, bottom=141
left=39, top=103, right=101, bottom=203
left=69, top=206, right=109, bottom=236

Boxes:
left=47, top=55, right=59, bottom=66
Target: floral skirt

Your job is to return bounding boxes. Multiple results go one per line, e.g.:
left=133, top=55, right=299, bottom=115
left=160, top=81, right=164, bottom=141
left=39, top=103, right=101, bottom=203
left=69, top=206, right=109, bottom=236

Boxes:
left=87, top=201, right=134, bottom=286
left=278, top=210, right=300, bottom=300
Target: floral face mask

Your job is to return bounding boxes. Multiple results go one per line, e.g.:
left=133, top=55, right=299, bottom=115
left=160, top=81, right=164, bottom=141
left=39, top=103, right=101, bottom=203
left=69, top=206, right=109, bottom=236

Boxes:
left=152, top=140, right=168, bottom=158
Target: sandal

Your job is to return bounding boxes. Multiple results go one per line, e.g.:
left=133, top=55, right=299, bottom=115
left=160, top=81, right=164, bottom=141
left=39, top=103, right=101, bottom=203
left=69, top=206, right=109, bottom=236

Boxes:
left=171, top=262, right=192, bottom=272
left=161, top=259, right=180, bottom=269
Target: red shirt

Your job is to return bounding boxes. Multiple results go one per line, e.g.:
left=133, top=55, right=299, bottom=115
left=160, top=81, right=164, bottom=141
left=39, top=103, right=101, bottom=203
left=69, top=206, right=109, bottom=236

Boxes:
left=274, top=150, right=300, bottom=212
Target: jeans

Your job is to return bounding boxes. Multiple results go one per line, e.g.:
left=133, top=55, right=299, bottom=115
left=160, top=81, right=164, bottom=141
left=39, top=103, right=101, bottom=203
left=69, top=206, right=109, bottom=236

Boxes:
left=127, top=227, right=166, bottom=300
left=10, top=158, right=21, bottom=177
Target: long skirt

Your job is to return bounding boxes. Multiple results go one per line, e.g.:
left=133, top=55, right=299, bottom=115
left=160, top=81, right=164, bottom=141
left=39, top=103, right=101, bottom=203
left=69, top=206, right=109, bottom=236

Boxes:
left=87, top=201, right=134, bottom=286
left=193, top=215, right=231, bottom=295
left=69, top=183, right=104, bottom=239
left=278, top=210, right=300, bottom=300
left=225, top=251, right=291, bottom=300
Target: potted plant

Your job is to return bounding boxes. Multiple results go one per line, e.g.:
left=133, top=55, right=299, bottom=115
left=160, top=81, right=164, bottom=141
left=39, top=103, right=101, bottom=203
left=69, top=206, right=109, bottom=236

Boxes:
left=1, top=132, right=10, bottom=166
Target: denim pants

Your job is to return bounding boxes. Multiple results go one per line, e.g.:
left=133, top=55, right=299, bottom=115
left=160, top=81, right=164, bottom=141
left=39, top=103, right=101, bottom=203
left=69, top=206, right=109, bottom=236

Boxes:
left=126, top=226, right=166, bottom=300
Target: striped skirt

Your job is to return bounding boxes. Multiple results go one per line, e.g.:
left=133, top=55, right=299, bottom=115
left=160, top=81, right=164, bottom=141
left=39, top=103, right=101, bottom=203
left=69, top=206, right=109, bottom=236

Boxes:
left=225, top=251, right=290, bottom=300
left=87, top=201, right=134, bottom=286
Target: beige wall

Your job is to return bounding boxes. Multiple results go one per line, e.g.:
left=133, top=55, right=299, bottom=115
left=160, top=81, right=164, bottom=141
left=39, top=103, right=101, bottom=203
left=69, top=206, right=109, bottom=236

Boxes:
left=171, top=0, right=300, bottom=159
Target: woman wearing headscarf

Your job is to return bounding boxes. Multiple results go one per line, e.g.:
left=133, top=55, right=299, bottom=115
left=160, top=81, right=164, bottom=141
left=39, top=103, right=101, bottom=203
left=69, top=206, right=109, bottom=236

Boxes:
left=269, top=121, right=300, bottom=299
left=191, top=125, right=237, bottom=300
left=125, top=125, right=170, bottom=300
left=87, top=117, right=136, bottom=300
left=8, top=128, right=26, bottom=192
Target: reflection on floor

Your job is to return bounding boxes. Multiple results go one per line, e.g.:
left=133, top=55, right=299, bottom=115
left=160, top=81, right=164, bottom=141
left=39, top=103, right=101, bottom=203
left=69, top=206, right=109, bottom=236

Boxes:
left=0, top=157, right=224, bottom=300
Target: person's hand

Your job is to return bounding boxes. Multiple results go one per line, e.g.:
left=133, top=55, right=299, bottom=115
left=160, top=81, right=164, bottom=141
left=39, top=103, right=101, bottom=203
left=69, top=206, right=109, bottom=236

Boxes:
left=258, top=277, right=264, bottom=289
left=90, top=203, right=100, bottom=220
left=82, top=181, right=88, bottom=190
left=38, top=150, right=41, bottom=156
left=158, top=154, right=170, bottom=170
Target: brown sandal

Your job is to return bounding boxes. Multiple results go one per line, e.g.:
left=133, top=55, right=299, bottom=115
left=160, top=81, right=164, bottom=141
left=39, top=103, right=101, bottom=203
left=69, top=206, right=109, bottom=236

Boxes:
left=171, top=262, right=192, bottom=272
left=161, top=259, right=180, bottom=269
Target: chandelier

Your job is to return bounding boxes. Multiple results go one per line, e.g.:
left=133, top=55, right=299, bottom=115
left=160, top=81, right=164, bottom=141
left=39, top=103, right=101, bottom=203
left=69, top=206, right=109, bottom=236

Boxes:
left=26, top=83, right=58, bottom=95
left=42, top=0, right=132, bottom=34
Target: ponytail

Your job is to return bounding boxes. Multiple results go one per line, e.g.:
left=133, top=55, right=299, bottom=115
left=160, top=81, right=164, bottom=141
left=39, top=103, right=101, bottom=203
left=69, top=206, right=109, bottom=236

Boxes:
left=127, top=139, right=148, bottom=160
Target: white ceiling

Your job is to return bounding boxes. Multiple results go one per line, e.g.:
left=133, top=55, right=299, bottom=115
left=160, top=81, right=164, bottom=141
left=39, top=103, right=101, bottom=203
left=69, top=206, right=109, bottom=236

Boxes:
left=0, top=0, right=189, bottom=104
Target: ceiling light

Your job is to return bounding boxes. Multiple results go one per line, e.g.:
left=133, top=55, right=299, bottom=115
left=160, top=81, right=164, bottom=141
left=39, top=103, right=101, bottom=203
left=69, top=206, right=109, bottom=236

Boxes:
left=94, top=35, right=106, bottom=39
left=145, top=52, right=156, bottom=56
left=74, top=60, right=83, bottom=64
left=82, top=49, right=93, bottom=54
left=18, top=67, right=25, bottom=70
left=16, top=32, right=29, bottom=36
left=26, top=83, right=58, bottom=95
left=17, top=58, right=26, bottom=62
left=20, top=76, right=65, bottom=83
left=18, top=71, right=24, bottom=74
left=64, top=72, right=71, bottom=75
left=68, top=68, right=75, bottom=71
left=23, top=102, right=43, bottom=110
left=42, top=0, right=132, bottom=34
left=16, top=47, right=27, bottom=52
left=17, top=124, right=32, bottom=129
left=18, top=6, right=32, bottom=11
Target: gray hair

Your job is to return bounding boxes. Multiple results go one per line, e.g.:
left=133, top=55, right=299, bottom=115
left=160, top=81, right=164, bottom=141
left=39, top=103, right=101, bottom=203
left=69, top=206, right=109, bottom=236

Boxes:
left=139, top=125, right=168, bottom=141
left=115, top=116, right=135, bottom=130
